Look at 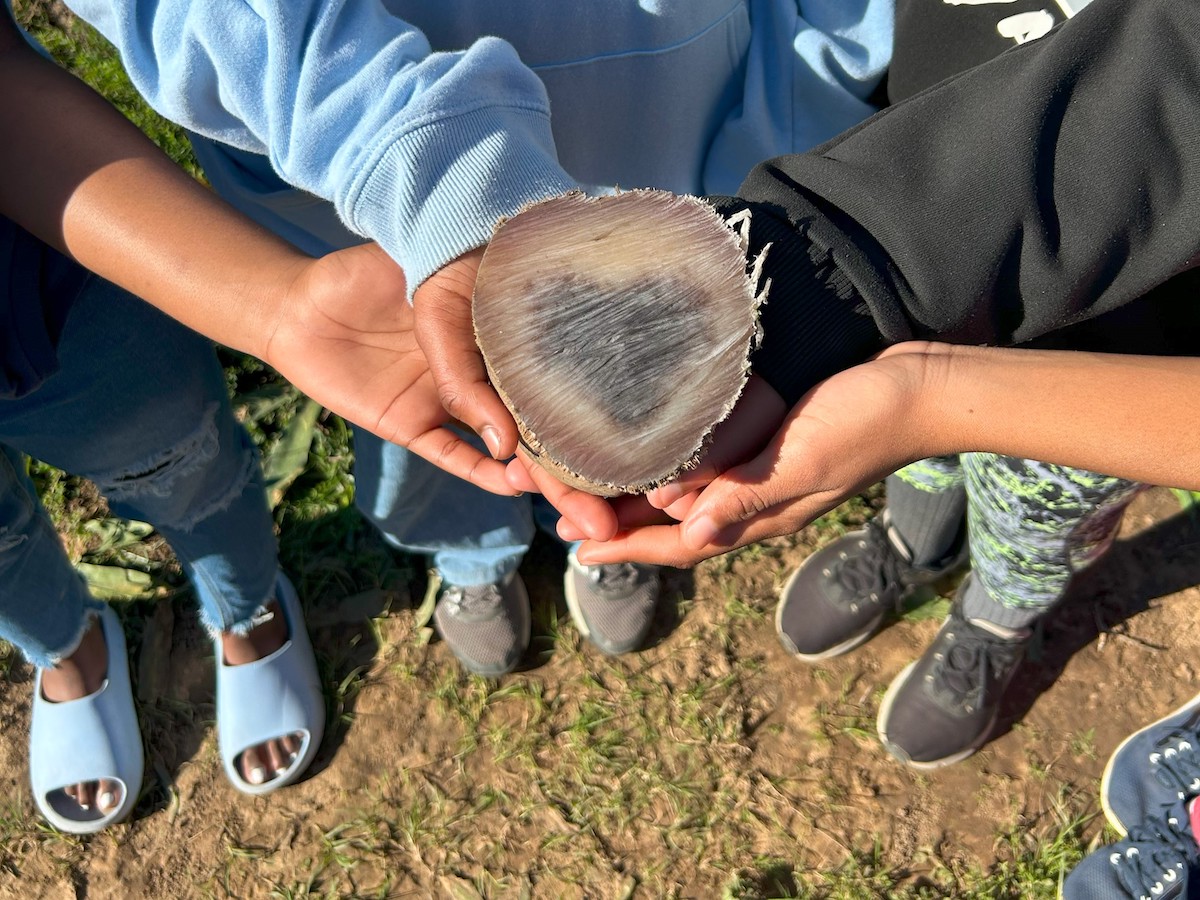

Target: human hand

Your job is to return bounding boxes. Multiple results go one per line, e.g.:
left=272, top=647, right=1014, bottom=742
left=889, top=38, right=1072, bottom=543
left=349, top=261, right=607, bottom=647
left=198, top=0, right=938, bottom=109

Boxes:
left=504, top=375, right=789, bottom=541
left=411, top=247, right=521, bottom=461
left=263, top=242, right=517, bottom=495
left=571, top=343, right=951, bottom=567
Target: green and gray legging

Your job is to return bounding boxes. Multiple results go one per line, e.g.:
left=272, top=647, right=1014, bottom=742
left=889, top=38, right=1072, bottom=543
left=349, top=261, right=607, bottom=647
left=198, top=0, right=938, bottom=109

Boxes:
left=891, top=454, right=1144, bottom=630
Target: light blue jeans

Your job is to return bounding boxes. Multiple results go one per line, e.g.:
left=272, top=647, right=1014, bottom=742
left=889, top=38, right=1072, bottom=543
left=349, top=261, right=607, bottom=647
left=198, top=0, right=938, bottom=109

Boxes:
left=192, top=138, right=543, bottom=587
left=0, top=263, right=279, bottom=668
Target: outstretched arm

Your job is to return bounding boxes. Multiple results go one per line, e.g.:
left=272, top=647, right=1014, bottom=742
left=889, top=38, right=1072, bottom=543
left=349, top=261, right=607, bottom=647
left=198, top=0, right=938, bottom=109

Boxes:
left=570, top=344, right=1200, bottom=568
left=0, top=11, right=517, bottom=494
left=59, top=0, right=588, bottom=458
left=518, top=0, right=1200, bottom=551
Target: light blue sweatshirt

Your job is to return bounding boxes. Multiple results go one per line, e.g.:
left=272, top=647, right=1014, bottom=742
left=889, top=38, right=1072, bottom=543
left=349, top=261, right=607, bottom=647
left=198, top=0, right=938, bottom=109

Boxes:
left=64, top=0, right=893, bottom=293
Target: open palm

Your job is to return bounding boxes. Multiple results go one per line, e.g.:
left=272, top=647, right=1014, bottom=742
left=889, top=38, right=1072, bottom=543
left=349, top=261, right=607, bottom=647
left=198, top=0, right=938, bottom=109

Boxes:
left=261, top=242, right=515, bottom=496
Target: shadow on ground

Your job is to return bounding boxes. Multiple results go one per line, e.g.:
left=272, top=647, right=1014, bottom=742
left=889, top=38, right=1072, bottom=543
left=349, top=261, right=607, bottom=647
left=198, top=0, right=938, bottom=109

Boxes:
left=997, top=506, right=1200, bottom=738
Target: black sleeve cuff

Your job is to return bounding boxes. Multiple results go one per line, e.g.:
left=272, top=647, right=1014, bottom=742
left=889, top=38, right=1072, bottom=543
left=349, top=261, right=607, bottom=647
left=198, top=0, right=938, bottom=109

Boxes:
left=707, top=196, right=885, bottom=407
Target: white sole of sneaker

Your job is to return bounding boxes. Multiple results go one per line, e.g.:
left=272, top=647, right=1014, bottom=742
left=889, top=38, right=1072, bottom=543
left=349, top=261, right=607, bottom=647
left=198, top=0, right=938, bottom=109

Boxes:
left=563, top=553, right=593, bottom=645
left=773, top=563, right=885, bottom=662
left=1100, top=690, right=1200, bottom=837
left=875, top=661, right=995, bottom=770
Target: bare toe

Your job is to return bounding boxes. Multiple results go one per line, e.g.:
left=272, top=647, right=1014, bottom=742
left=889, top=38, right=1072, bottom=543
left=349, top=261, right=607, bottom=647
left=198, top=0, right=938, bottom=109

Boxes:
left=76, top=781, right=96, bottom=811
left=281, top=733, right=301, bottom=761
left=238, top=746, right=268, bottom=786
left=263, top=739, right=288, bottom=777
left=96, top=779, right=122, bottom=814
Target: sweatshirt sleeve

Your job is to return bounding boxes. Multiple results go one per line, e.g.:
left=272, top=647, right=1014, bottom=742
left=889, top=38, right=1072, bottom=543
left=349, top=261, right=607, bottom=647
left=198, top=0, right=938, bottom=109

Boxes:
left=700, top=0, right=893, bottom=195
left=62, top=0, right=576, bottom=292
left=727, top=0, right=1200, bottom=405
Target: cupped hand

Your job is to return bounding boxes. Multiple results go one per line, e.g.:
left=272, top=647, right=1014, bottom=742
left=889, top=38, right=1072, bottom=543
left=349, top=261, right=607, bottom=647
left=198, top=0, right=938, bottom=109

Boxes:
left=573, top=342, right=952, bottom=567
left=504, top=374, right=789, bottom=541
left=263, top=242, right=517, bottom=496
left=412, top=247, right=521, bottom=461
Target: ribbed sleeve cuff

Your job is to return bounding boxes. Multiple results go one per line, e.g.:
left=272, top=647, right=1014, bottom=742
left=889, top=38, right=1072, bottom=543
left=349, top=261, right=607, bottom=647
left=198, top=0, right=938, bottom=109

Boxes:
left=708, top=196, right=885, bottom=407
left=344, top=105, right=577, bottom=298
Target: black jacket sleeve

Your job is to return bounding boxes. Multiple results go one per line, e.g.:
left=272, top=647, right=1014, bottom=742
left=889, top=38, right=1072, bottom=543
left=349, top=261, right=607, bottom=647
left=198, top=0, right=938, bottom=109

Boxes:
left=727, top=0, right=1200, bottom=405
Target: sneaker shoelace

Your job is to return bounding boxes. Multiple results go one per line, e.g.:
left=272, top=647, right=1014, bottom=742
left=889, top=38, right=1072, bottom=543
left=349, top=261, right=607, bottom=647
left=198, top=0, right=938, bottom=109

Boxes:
left=588, top=562, right=643, bottom=597
left=933, top=618, right=1025, bottom=711
left=1151, top=733, right=1200, bottom=802
left=833, top=517, right=910, bottom=612
left=1113, top=802, right=1200, bottom=898
left=442, top=582, right=503, bottom=617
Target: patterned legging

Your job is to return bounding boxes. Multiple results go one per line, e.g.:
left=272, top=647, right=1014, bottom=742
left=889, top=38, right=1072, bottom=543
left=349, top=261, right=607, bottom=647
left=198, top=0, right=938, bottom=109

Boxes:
left=894, top=454, right=1144, bottom=611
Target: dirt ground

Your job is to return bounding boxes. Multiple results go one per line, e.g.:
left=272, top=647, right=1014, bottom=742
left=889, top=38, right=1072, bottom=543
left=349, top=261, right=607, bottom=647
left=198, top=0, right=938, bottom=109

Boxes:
left=2, top=487, right=1199, bottom=898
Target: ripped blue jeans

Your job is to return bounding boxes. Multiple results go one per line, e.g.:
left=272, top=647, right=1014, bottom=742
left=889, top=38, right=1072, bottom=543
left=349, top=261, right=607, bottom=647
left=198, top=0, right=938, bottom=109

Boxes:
left=0, top=272, right=278, bottom=668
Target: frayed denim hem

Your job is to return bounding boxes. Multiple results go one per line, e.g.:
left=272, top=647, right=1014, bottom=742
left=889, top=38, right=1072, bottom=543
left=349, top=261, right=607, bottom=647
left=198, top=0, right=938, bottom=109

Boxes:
left=33, top=597, right=106, bottom=670
left=196, top=576, right=277, bottom=640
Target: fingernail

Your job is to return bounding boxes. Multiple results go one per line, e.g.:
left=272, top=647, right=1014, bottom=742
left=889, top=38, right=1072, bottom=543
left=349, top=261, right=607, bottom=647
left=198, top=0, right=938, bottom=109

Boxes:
left=481, top=426, right=502, bottom=458
left=652, top=485, right=684, bottom=508
left=683, top=515, right=720, bottom=549
left=248, top=766, right=267, bottom=785
left=99, top=791, right=116, bottom=810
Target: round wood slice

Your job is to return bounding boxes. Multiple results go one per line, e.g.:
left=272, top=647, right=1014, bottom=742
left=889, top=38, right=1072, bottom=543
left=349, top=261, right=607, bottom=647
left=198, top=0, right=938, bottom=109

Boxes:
left=473, top=190, right=762, bottom=497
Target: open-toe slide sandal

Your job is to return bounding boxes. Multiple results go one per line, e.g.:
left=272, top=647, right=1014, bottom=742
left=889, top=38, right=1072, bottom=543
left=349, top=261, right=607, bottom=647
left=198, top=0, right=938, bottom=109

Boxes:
left=30, top=605, right=144, bottom=834
left=216, top=572, right=325, bottom=795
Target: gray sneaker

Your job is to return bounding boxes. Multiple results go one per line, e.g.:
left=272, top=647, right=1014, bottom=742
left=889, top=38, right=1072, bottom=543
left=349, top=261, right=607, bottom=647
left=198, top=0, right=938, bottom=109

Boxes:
left=775, top=509, right=968, bottom=661
left=564, top=552, right=660, bottom=655
left=433, top=572, right=531, bottom=677
left=876, top=577, right=1030, bottom=769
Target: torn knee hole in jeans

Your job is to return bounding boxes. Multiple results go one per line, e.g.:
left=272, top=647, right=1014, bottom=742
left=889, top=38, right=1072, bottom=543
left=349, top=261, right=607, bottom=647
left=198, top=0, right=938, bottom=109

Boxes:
left=91, top=403, right=254, bottom=530
left=93, top=403, right=221, bottom=499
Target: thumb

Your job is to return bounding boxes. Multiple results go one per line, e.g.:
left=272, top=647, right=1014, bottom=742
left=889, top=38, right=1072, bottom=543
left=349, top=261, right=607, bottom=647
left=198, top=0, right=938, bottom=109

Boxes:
left=413, top=251, right=519, bottom=458
left=678, top=451, right=790, bottom=550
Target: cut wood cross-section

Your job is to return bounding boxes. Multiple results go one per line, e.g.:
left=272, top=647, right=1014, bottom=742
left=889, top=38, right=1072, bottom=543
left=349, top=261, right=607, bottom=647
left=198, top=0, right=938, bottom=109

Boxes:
left=472, top=189, right=766, bottom=497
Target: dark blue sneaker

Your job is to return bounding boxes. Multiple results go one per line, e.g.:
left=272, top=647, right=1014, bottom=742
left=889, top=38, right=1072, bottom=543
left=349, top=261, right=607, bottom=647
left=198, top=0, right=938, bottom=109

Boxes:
left=1063, top=796, right=1200, bottom=899
left=1103, top=694, right=1200, bottom=835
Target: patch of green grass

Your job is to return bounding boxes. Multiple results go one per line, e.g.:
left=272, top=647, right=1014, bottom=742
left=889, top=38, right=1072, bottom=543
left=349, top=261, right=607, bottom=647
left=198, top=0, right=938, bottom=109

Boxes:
left=813, top=676, right=877, bottom=744
left=959, top=796, right=1094, bottom=899
left=1171, top=488, right=1200, bottom=509
left=727, top=800, right=1092, bottom=899
left=806, top=487, right=885, bottom=542
left=1068, top=728, right=1097, bottom=761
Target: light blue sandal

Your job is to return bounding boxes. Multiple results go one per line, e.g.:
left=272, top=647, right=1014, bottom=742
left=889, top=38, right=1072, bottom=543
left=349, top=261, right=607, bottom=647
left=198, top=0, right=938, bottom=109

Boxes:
left=216, top=572, right=325, bottom=795
left=30, top=605, right=144, bottom=834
